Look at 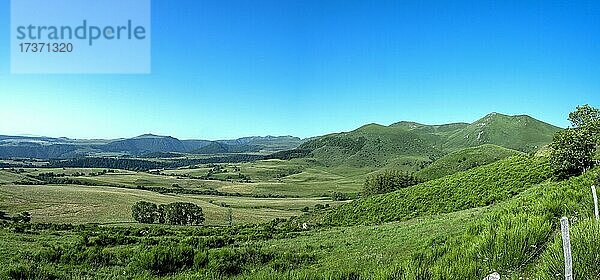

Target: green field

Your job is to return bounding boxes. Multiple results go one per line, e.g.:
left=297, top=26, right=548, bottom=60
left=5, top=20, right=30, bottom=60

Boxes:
left=0, top=182, right=351, bottom=226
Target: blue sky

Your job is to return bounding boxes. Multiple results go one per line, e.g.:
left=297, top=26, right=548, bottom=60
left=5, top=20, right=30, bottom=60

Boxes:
left=0, top=0, right=599, bottom=140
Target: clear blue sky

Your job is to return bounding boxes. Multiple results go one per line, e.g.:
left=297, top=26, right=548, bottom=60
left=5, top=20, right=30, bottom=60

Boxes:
left=0, top=0, right=599, bottom=140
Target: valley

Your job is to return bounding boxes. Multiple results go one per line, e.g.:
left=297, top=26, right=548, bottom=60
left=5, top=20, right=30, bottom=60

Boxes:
left=1, top=110, right=599, bottom=279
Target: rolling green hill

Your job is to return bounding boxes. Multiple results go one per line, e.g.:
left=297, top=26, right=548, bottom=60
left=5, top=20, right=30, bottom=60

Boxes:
left=415, top=144, right=523, bottom=180
left=296, top=112, right=560, bottom=170
left=299, top=124, right=442, bottom=169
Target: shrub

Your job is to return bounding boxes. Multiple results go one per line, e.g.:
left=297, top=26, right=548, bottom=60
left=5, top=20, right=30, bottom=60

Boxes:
left=136, top=244, right=195, bottom=275
left=208, top=247, right=273, bottom=276
left=132, top=201, right=205, bottom=225
left=161, top=202, right=205, bottom=225
left=4, top=263, right=62, bottom=280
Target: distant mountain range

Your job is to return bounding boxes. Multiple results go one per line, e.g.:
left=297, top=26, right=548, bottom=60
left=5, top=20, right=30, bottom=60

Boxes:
left=295, top=112, right=562, bottom=169
left=0, top=134, right=305, bottom=159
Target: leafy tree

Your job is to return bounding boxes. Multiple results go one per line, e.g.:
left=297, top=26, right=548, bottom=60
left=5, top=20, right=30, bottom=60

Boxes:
left=568, top=104, right=600, bottom=128
left=551, top=105, right=600, bottom=178
left=161, top=202, right=204, bottom=226
left=363, top=170, right=421, bottom=196
left=132, top=201, right=159, bottom=224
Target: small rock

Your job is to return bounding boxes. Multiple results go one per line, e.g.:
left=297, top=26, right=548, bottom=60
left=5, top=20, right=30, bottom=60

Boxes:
left=483, top=272, right=500, bottom=280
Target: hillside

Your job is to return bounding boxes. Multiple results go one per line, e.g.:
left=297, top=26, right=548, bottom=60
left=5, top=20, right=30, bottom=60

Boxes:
left=444, top=112, right=562, bottom=152
left=101, top=134, right=190, bottom=154
left=415, top=144, right=523, bottom=180
left=323, top=155, right=552, bottom=225
left=296, top=112, right=560, bottom=169
left=299, top=124, right=443, bottom=169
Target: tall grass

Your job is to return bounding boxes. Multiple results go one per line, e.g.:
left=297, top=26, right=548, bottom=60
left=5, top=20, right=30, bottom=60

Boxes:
left=376, top=167, right=598, bottom=279
left=535, top=219, right=600, bottom=279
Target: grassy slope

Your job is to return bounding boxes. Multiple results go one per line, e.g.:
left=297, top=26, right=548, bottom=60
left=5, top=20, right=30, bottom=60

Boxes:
left=0, top=170, right=34, bottom=184
left=391, top=167, right=599, bottom=279
left=444, top=113, right=562, bottom=153
left=299, top=124, right=442, bottom=169
left=258, top=207, right=486, bottom=274
left=324, top=155, right=552, bottom=225
left=250, top=161, right=598, bottom=279
left=415, top=144, right=523, bottom=180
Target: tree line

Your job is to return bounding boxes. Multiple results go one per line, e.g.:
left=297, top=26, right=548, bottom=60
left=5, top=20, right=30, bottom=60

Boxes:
left=0, top=210, right=31, bottom=223
left=132, top=201, right=205, bottom=225
left=49, top=154, right=266, bottom=171
left=363, top=170, right=421, bottom=196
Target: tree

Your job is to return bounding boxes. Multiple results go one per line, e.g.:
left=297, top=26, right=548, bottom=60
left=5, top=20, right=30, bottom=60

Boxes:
left=161, top=202, right=204, bottom=226
left=133, top=201, right=204, bottom=225
left=227, top=208, right=233, bottom=227
left=568, top=104, right=600, bottom=128
left=363, top=170, right=421, bottom=196
left=132, top=201, right=159, bottom=224
left=551, top=105, right=600, bottom=178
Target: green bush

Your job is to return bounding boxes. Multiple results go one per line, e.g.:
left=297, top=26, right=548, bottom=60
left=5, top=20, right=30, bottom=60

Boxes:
left=136, top=244, right=195, bottom=275
left=132, top=201, right=205, bottom=225
left=4, top=263, right=62, bottom=280
left=208, top=247, right=273, bottom=276
left=331, top=192, right=351, bottom=201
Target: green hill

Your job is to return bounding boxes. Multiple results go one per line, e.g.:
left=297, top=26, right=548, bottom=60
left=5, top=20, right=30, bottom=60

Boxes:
left=296, top=113, right=560, bottom=170
left=444, top=112, right=562, bottom=152
left=323, top=155, right=552, bottom=226
left=299, top=124, right=442, bottom=169
left=415, top=144, right=523, bottom=180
